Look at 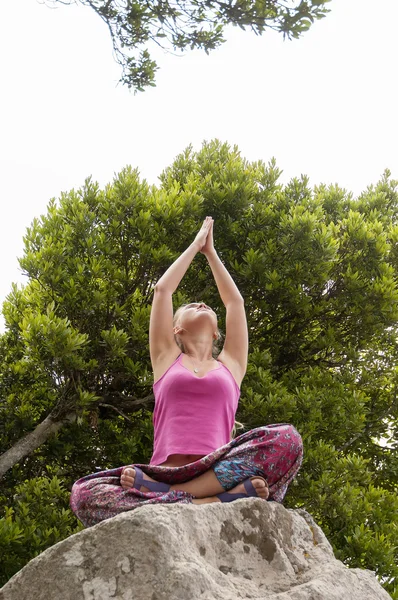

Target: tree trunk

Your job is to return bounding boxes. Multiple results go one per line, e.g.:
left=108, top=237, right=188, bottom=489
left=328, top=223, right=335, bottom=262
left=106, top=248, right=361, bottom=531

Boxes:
left=0, top=412, right=76, bottom=479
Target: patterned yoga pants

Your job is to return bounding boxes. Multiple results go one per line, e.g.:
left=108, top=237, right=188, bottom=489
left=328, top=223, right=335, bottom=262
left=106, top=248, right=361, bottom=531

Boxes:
left=70, top=423, right=303, bottom=528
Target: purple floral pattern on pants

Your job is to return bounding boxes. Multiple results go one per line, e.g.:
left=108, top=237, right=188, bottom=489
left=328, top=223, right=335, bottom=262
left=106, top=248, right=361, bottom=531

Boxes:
left=70, top=424, right=303, bottom=527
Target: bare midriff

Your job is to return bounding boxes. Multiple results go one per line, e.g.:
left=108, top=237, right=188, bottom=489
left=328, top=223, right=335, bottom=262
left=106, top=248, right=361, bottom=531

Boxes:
left=158, top=453, right=205, bottom=467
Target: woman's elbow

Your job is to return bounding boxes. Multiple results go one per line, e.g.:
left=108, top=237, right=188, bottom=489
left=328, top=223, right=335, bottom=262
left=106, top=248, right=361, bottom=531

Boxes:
left=153, top=283, right=170, bottom=294
left=226, top=295, right=245, bottom=307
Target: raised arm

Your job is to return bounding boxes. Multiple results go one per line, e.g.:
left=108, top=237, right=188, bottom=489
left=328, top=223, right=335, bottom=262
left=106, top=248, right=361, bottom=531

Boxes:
left=201, top=221, right=248, bottom=381
left=149, top=218, right=213, bottom=369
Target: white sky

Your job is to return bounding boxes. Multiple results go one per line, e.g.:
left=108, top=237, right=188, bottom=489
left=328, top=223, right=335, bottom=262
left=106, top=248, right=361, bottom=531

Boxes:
left=1, top=0, right=398, bottom=332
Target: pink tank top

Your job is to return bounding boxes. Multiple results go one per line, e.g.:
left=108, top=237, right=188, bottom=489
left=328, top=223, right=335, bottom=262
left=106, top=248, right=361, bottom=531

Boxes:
left=150, top=354, right=240, bottom=465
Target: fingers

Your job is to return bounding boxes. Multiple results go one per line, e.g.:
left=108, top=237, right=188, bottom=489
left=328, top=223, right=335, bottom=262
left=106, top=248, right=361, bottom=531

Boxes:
left=198, top=217, right=212, bottom=237
left=205, top=218, right=214, bottom=240
left=202, top=216, right=213, bottom=231
left=195, top=217, right=214, bottom=250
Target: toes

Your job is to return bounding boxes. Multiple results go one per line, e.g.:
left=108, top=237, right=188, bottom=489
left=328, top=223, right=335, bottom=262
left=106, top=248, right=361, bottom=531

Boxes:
left=251, top=478, right=269, bottom=498
left=251, top=478, right=266, bottom=489
left=121, top=467, right=135, bottom=489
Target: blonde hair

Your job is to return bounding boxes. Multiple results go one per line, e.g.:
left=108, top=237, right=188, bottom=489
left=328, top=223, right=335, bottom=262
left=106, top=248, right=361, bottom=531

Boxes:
left=173, top=304, right=245, bottom=441
left=231, top=420, right=246, bottom=440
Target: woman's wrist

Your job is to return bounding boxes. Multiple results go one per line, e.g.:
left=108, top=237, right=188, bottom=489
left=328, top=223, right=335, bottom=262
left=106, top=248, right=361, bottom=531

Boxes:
left=203, top=248, right=217, bottom=260
left=191, top=240, right=202, bottom=254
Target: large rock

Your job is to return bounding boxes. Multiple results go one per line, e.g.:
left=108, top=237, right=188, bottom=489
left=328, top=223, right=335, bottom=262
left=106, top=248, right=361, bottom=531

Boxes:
left=0, top=499, right=390, bottom=600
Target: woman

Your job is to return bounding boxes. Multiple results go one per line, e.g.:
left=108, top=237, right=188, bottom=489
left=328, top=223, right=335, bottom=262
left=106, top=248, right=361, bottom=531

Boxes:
left=70, top=217, right=303, bottom=527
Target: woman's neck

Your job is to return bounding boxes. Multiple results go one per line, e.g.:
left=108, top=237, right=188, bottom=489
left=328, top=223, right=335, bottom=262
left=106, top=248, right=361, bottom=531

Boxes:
left=183, top=342, right=214, bottom=362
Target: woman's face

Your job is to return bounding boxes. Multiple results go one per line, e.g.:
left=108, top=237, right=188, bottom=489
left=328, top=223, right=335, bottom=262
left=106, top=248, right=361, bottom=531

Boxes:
left=175, top=302, right=217, bottom=333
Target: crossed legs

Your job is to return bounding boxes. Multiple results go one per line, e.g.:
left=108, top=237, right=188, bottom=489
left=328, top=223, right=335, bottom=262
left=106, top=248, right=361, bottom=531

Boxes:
left=120, top=466, right=269, bottom=503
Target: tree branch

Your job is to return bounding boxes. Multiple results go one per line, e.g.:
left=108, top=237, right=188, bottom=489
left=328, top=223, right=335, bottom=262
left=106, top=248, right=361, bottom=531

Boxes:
left=98, top=402, right=133, bottom=422
left=102, top=391, right=155, bottom=410
left=0, top=411, right=76, bottom=479
left=0, top=391, right=155, bottom=479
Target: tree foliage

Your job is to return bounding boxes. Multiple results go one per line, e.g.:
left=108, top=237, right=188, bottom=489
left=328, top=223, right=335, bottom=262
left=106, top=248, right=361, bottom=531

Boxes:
left=0, top=476, right=83, bottom=583
left=1, top=140, right=398, bottom=596
left=46, top=0, right=331, bottom=90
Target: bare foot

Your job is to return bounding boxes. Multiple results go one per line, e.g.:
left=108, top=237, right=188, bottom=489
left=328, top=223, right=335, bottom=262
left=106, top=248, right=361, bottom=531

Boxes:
left=192, top=477, right=269, bottom=505
left=120, top=467, right=159, bottom=492
left=192, top=477, right=269, bottom=504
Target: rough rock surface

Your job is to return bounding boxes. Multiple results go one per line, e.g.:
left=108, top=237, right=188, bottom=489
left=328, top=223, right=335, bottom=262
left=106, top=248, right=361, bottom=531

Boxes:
left=0, top=499, right=390, bottom=600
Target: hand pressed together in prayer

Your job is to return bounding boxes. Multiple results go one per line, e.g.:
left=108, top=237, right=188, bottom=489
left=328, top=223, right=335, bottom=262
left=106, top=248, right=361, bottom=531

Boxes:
left=193, top=216, right=214, bottom=254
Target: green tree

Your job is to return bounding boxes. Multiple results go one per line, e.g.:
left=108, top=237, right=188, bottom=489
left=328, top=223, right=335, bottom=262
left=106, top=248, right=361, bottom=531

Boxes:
left=46, top=0, right=331, bottom=90
left=0, top=477, right=83, bottom=583
left=1, top=140, right=397, bottom=596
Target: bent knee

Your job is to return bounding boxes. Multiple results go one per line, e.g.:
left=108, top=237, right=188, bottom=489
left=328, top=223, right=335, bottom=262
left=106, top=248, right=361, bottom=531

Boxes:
left=281, top=424, right=303, bottom=459
left=286, top=424, right=302, bottom=442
